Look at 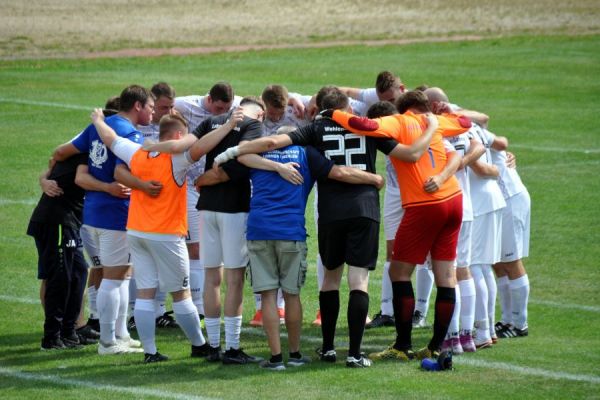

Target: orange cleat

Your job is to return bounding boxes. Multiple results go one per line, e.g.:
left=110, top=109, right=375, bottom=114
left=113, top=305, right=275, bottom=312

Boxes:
left=312, top=310, right=322, bottom=326
left=249, top=310, right=263, bottom=327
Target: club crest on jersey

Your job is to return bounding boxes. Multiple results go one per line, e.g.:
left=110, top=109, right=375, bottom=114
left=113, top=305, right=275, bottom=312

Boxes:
left=90, top=139, right=108, bottom=168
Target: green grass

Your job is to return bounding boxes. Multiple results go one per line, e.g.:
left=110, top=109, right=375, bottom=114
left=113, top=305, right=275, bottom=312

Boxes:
left=1, top=34, right=599, bottom=399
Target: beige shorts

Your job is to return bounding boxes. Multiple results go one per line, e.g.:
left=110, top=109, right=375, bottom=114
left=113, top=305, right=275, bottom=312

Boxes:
left=247, top=240, right=307, bottom=295
left=200, top=210, right=248, bottom=268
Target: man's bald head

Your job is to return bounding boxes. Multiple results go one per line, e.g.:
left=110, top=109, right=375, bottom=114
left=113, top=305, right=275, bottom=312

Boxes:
left=424, top=87, right=449, bottom=103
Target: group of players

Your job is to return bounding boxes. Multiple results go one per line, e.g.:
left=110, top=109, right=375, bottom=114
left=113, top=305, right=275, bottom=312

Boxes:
left=28, top=71, right=531, bottom=370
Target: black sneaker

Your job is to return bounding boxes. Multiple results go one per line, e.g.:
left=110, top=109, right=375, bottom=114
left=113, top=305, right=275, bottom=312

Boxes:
left=412, top=310, right=427, bottom=328
left=497, top=324, right=517, bottom=338
left=287, top=354, right=311, bottom=367
left=259, top=359, right=286, bottom=371
left=76, top=325, right=100, bottom=340
left=222, top=348, right=264, bottom=365
left=61, top=333, right=84, bottom=349
left=494, top=321, right=508, bottom=333
left=144, top=352, right=169, bottom=363
left=191, top=343, right=210, bottom=358
left=127, top=316, right=136, bottom=331
left=316, top=348, right=337, bottom=362
left=87, top=318, right=100, bottom=332
left=156, top=311, right=179, bottom=328
left=365, top=312, right=395, bottom=329
left=41, top=336, right=67, bottom=350
left=207, top=346, right=222, bottom=362
left=346, top=354, right=373, bottom=368
left=513, top=326, right=529, bottom=337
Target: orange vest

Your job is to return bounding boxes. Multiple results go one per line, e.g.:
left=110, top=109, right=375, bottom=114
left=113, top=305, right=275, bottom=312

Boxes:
left=127, top=150, right=187, bottom=236
left=331, top=110, right=470, bottom=208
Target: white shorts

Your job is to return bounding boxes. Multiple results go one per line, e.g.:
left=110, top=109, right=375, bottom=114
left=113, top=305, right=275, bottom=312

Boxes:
left=186, top=187, right=201, bottom=244
left=128, top=235, right=190, bottom=293
left=383, top=187, right=404, bottom=241
left=471, top=209, right=503, bottom=265
left=80, top=225, right=130, bottom=268
left=500, top=190, right=531, bottom=262
left=200, top=211, right=248, bottom=268
left=455, top=221, right=472, bottom=268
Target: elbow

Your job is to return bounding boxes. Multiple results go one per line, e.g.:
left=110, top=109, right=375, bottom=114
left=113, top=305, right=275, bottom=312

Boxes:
left=328, top=166, right=344, bottom=181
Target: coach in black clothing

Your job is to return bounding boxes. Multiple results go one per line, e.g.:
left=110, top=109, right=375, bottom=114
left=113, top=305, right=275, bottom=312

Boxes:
left=28, top=153, right=89, bottom=350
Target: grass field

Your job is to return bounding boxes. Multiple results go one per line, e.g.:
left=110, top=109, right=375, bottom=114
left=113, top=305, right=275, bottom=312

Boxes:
left=1, top=34, right=600, bottom=399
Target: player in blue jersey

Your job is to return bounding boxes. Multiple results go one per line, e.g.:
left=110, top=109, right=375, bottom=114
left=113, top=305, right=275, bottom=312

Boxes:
left=52, top=85, right=154, bottom=355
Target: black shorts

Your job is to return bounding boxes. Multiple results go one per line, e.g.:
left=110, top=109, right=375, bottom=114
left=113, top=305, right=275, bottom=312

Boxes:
left=318, top=217, right=379, bottom=270
left=27, top=221, right=85, bottom=279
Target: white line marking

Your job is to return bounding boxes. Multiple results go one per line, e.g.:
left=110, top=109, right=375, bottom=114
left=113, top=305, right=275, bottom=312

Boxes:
left=0, top=367, right=219, bottom=400
left=529, top=299, right=600, bottom=313
left=0, top=295, right=39, bottom=304
left=510, top=143, right=600, bottom=154
left=0, top=198, right=37, bottom=206
left=0, top=98, right=90, bottom=111
left=520, top=159, right=600, bottom=171
left=455, top=358, right=600, bottom=384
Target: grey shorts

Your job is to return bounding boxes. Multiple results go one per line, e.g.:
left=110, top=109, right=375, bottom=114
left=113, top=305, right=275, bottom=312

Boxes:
left=247, top=240, right=307, bottom=295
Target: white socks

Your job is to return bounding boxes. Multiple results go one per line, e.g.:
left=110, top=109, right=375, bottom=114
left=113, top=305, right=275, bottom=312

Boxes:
left=189, top=259, right=205, bottom=316
left=173, top=297, right=205, bottom=347
left=88, top=286, right=97, bottom=320
left=97, top=278, right=121, bottom=344
left=446, top=284, right=461, bottom=338
left=316, top=254, right=324, bottom=290
left=128, top=278, right=137, bottom=316
left=254, top=293, right=262, bottom=311
left=277, top=289, right=285, bottom=310
left=205, top=317, right=221, bottom=348
left=482, top=267, right=497, bottom=337
left=154, top=290, right=167, bottom=318
left=380, top=261, right=393, bottom=316
left=510, top=274, right=530, bottom=329
left=458, top=277, right=476, bottom=334
left=415, top=263, right=434, bottom=316
left=224, top=315, right=242, bottom=350
left=497, top=275, right=512, bottom=325
left=115, top=278, right=130, bottom=339
left=471, top=265, right=491, bottom=341
left=134, top=298, right=157, bottom=354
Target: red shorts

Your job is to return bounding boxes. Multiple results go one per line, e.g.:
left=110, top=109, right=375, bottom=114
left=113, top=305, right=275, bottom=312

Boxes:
left=392, top=194, right=463, bottom=265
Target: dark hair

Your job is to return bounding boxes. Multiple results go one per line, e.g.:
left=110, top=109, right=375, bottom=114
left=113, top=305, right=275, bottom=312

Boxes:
left=367, top=101, right=397, bottom=118
left=209, top=82, right=234, bottom=103
left=261, top=85, right=288, bottom=109
left=158, top=114, right=188, bottom=140
left=104, top=95, right=120, bottom=110
left=321, top=88, right=349, bottom=111
left=151, top=82, right=175, bottom=100
left=119, top=85, right=153, bottom=112
left=240, top=95, right=265, bottom=111
left=375, top=71, right=401, bottom=94
left=395, top=90, right=431, bottom=114
left=414, top=84, right=430, bottom=92
left=315, top=85, right=338, bottom=111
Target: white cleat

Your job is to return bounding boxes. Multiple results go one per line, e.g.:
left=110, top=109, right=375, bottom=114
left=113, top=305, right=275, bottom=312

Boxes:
left=117, top=335, right=142, bottom=349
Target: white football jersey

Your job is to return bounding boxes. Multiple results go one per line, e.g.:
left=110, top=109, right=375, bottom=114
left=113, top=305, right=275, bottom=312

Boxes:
left=137, top=122, right=159, bottom=143
left=468, top=124, right=506, bottom=216
left=446, top=133, right=473, bottom=221
left=174, top=94, right=241, bottom=185
left=491, top=148, right=526, bottom=199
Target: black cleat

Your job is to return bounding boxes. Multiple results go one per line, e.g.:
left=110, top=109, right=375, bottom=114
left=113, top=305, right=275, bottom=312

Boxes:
left=86, top=318, right=100, bottom=332
left=346, top=354, right=373, bottom=368
left=156, top=311, right=179, bottom=328
left=41, top=337, right=67, bottom=351
left=365, top=312, right=395, bottom=329
left=316, top=347, right=337, bottom=362
left=191, top=342, right=211, bottom=358
left=61, top=333, right=84, bottom=349
left=222, top=348, right=264, bottom=365
left=144, top=352, right=169, bottom=363
left=127, top=316, right=136, bottom=331
left=207, top=345, right=222, bottom=362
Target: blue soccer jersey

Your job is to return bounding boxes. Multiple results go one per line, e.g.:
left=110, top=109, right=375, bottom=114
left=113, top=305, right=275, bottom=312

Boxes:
left=247, top=145, right=333, bottom=241
left=71, top=115, right=142, bottom=230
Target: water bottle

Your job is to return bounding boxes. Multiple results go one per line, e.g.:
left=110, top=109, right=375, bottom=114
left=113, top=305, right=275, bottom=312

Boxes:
left=420, top=350, right=453, bottom=371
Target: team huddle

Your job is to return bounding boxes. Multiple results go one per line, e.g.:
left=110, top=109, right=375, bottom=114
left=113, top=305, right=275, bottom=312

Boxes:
left=28, top=71, right=531, bottom=370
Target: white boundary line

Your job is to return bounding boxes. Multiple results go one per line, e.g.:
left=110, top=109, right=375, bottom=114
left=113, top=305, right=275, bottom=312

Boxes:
left=0, top=366, right=219, bottom=400
left=454, top=358, right=600, bottom=384
left=0, top=198, right=37, bottom=206
left=1, top=294, right=599, bottom=386
left=1, top=97, right=600, bottom=155
left=0, top=98, right=91, bottom=111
